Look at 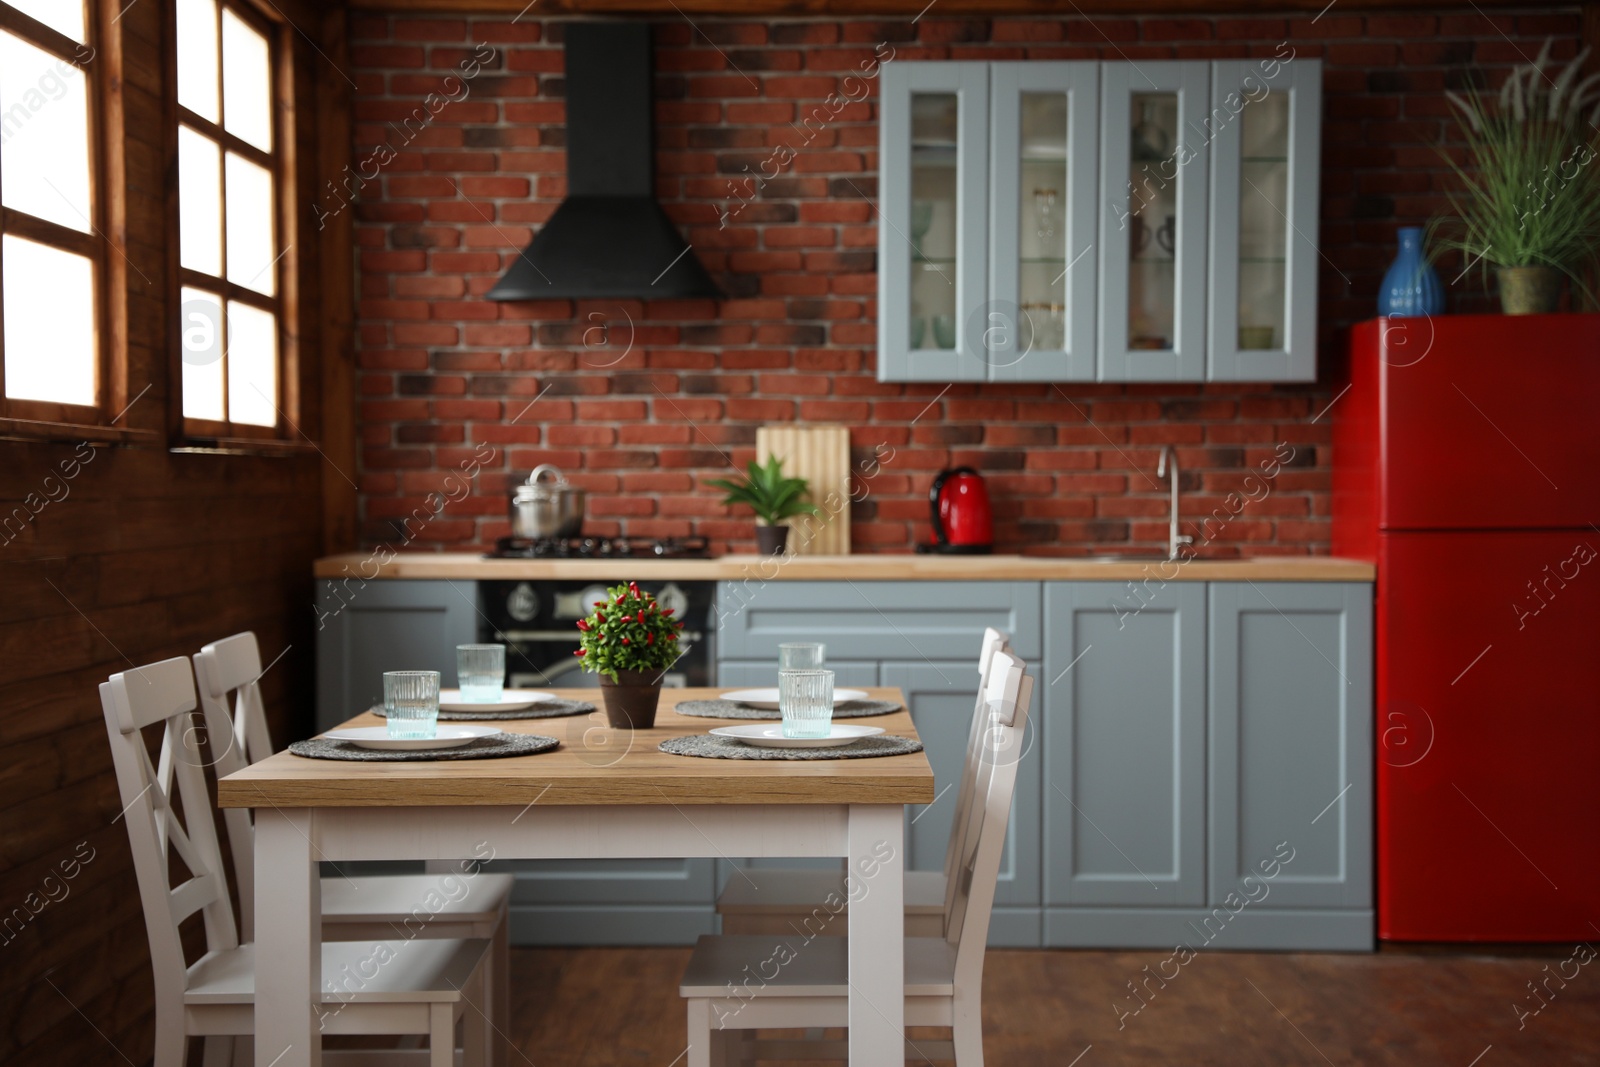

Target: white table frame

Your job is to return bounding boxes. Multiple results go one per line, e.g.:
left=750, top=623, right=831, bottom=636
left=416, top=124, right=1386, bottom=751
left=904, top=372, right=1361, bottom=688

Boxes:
left=254, top=802, right=906, bottom=1065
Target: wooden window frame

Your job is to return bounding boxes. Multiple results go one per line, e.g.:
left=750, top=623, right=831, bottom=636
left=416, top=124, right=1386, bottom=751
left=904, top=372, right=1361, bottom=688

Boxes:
left=0, top=1, right=129, bottom=440
left=166, top=0, right=301, bottom=448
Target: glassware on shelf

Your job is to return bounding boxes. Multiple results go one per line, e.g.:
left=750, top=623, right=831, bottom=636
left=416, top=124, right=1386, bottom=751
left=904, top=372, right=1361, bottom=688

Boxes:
left=1022, top=302, right=1065, bottom=350
left=909, top=92, right=958, bottom=348
left=931, top=314, right=956, bottom=349
left=1238, top=325, right=1276, bottom=350
left=1032, top=188, right=1059, bottom=242
left=1127, top=94, right=1178, bottom=352
left=1131, top=100, right=1171, bottom=162
left=911, top=200, right=934, bottom=258
left=1237, top=90, right=1291, bottom=348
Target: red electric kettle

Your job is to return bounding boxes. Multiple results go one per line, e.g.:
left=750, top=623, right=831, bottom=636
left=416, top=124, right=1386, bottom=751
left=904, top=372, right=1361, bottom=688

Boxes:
left=920, top=467, right=994, bottom=554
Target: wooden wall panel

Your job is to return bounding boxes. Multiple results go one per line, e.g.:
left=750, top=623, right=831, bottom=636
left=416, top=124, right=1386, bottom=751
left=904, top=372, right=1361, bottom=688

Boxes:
left=0, top=0, right=350, bottom=1062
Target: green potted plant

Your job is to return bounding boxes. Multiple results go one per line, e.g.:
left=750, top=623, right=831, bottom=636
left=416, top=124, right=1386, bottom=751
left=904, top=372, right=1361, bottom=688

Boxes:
left=574, top=581, right=683, bottom=729
left=1432, top=41, right=1600, bottom=314
left=708, top=455, right=821, bottom=556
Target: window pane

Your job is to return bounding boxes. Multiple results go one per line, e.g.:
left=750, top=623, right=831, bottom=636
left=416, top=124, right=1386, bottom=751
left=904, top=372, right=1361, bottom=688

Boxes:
left=8, top=0, right=86, bottom=42
left=3, top=235, right=95, bottom=406
left=180, top=286, right=225, bottom=420
left=221, top=8, right=271, bottom=152
left=0, top=30, right=92, bottom=233
left=225, top=151, right=275, bottom=295
left=226, top=301, right=276, bottom=426
left=176, top=0, right=220, bottom=122
left=179, top=125, right=222, bottom=275
left=1019, top=92, right=1068, bottom=352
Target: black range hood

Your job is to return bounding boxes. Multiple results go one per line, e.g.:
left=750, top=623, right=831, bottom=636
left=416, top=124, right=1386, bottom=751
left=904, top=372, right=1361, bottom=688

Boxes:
left=487, top=22, right=721, bottom=302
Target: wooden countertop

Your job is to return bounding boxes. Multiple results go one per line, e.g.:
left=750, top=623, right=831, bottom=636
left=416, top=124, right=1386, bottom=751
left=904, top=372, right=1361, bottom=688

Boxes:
left=314, top=551, right=1374, bottom=582
left=217, top=687, right=934, bottom=808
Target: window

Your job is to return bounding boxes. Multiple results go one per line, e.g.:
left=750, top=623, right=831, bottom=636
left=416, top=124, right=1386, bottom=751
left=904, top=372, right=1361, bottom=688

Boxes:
left=175, top=0, right=288, bottom=438
left=0, top=0, right=103, bottom=424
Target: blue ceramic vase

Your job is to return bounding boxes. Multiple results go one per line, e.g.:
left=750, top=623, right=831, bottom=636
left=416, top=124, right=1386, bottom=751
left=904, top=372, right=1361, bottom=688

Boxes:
left=1378, top=227, right=1443, bottom=317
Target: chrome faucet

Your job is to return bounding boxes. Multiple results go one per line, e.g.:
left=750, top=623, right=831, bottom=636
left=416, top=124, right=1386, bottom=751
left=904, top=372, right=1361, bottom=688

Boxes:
left=1157, top=445, right=1194, bottom=561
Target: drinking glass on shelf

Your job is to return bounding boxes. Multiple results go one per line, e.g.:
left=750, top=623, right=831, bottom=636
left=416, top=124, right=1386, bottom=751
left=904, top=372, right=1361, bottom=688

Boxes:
left=779, top=669, right=834, bottom=739
left=932, top=314, right=957, bottom=349
left=456, top=644, right=505, bottom=704
left=779, top=642, right=826, bottom=670
left=384, top=671, right=440, bottom=740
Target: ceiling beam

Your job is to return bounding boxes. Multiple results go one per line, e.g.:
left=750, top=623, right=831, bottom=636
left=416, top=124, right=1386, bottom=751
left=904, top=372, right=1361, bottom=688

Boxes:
left=346, top=0, right=1561, bottom=14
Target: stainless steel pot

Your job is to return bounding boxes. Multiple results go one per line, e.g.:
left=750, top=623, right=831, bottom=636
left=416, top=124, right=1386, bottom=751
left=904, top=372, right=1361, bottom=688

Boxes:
left=510, top=465, right=585, bottom=539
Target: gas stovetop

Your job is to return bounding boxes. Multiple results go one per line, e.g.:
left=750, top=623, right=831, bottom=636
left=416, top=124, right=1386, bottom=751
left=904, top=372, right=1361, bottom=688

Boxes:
left=488, top=535, right=713, bottom=560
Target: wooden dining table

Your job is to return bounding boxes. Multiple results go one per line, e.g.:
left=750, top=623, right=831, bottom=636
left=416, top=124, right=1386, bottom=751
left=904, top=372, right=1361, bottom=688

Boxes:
left=217, top=687, right=935, bottom=1066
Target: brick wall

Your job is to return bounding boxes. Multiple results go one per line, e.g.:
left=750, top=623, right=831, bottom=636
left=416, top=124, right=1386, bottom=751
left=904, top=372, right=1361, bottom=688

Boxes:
left=346, top=8, right=1581, bottom=556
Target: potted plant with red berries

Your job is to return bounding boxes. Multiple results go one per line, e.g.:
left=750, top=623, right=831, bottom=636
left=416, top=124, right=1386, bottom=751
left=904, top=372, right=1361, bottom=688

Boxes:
left=574, top=581, right=684, bottom=729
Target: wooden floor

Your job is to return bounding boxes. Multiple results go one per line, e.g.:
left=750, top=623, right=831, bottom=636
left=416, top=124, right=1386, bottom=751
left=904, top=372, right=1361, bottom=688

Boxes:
left=506, top=945, right=1599, bottom=1066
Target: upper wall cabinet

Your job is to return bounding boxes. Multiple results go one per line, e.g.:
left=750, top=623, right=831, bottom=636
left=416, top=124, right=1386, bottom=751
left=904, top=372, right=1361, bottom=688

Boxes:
left=878, top=59, right=1322, bottom=384
left=1207, top=58, right=1322, bottom=381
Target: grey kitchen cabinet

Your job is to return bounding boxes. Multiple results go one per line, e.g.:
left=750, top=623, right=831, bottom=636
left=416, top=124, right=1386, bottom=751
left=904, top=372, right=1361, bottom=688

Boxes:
left=1208, top=582, right=1372, bottom=913
left=1206, top=58, right=1322, bottom=381
left=315, top=578, right=477, bottom=732
left=878, top=58, right=1321, bottom=384
left=1043, top=581, right=1207, bottom=909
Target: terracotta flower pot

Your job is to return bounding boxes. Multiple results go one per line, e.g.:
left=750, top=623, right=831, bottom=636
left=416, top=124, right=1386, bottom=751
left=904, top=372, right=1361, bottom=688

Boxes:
left=1497, top=266, right=1564, bottom=315
left=756, top=524, right=790, bottom=556
left=598, top=669, right=663, bottom=729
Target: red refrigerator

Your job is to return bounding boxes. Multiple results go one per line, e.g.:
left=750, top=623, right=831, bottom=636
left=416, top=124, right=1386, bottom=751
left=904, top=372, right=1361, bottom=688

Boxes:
left=1334, top=314, right=1600, bottom=941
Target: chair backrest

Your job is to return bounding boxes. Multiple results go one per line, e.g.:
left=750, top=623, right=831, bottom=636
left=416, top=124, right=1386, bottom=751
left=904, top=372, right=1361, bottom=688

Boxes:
left=100, top=658, right=240, bottom=1009
left=941, top=627, right=1011, bottom=919
left=192, top=631, right=273, bottom=940
left=944, top=649, right=1033, bottom=985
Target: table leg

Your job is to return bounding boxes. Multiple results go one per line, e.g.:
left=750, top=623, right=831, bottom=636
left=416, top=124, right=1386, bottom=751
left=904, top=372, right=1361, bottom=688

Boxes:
left=847, top=804, right=904, bottom=1065
left=255, top=808, right=321, bottom=1067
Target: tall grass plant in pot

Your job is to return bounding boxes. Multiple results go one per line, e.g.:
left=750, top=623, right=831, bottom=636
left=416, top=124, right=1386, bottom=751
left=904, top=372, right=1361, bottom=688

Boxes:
left=1431, top=42, right=1600, bottom=314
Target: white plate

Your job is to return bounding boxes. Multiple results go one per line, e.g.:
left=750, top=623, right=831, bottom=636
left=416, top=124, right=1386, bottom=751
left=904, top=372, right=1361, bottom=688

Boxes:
left=326, top=725, right=502, bottom=751
left=438, top=688, right=555, bottom=713
left=718, top=688, right=871, bottom=711
left=710, top=724, right=886, bottom=750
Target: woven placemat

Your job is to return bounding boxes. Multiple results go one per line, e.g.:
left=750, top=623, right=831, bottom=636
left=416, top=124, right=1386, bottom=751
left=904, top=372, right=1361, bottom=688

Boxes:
left=289, top=733, right=559, bottom=762
left=672, top=699, right=902, bottom=721
left=369, top=698, right=596, bottom=722
left=658, top=734, right=923, bottom=761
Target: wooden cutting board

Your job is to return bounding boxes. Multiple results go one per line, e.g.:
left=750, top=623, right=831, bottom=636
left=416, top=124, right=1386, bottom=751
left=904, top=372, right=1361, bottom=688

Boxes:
left=756, top=425, right=850, bottom=556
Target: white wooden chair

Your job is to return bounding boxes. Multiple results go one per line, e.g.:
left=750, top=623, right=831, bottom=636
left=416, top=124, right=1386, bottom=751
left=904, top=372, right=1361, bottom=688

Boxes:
left=680, top=649, right=1035, bottom=1067
left=100, top=656, right=491, bottom=1067
left=193, top=632, right=515, bottom=1066
left=715, top=627, right=1012, bottom=937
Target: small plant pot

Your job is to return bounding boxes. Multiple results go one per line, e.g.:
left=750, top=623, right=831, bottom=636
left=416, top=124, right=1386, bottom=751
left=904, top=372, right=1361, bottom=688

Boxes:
left=1497, top=267, right=1564, bottom=315
left=756, top=524, right=790, bottom=556
left=598, top=670, right=662, bottom=730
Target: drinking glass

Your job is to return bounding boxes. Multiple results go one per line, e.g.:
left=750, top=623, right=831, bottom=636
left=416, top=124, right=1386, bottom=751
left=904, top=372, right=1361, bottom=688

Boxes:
left=779, top=669, right=834, bottom=739
left=456, top=643, right=505, bottom=703
left=384, top=670, right=440, bottom=740
left=779, top=642, right=826, bottom=670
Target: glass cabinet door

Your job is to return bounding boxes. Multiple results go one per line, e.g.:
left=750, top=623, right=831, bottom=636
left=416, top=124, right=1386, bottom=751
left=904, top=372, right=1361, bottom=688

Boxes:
left=1207, top=59, right=1321, bottom=381
left=1098, top=63, right=1210, bottom=381
left=878, top=63, right=989, bottom=383
left=987, top=63, right=1098, bottom=382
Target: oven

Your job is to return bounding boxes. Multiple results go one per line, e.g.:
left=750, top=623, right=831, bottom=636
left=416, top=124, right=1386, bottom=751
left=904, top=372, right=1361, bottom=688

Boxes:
left=477, top=578, right=716, bottom=689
